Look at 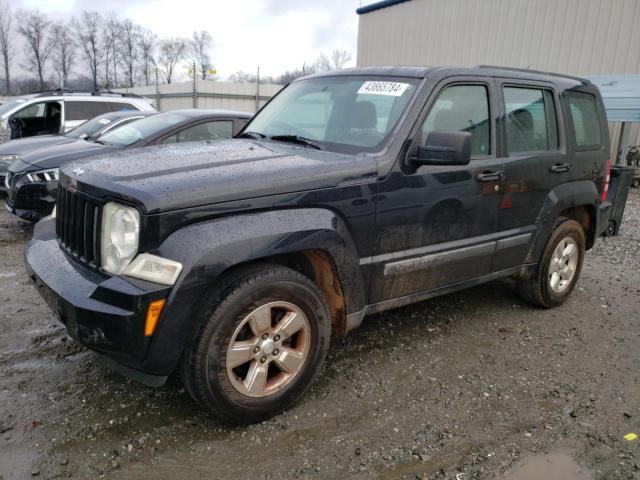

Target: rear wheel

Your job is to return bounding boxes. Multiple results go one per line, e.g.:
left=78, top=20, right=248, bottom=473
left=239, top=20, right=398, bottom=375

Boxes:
left=516, top=219, right=585, bottom=308
left=180, top=264, right=331, bottom=424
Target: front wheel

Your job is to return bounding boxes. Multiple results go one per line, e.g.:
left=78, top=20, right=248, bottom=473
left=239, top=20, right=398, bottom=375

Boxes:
left=180, top=264, right=331, bottom=424
left=516, top=219, right=586, bottom=308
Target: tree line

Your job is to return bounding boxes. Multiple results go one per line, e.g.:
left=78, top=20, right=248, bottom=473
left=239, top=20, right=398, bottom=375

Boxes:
left=0, top=2, right=353, bottom=96
left=0, top=3, right=213, bottom=95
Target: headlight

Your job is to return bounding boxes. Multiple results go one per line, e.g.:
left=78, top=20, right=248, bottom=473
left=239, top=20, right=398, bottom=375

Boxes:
left=26, top=168, right=59, bottom=183
left=123, top=253, right=183, bottom=286
left=101, top=202, right=140, bottom=274
left=0, top=154, right=19, bottom=167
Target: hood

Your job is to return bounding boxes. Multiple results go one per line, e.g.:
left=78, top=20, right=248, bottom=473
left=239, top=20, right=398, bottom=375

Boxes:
left=62, top=139, right=378, bottom=214
left=15, top=139, right=116, bottom=171
left=0, top=135, right=76, bottom=157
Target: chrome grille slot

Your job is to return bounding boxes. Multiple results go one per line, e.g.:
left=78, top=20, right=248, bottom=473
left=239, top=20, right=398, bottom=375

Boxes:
left=56, top=185, right=100, bottom=266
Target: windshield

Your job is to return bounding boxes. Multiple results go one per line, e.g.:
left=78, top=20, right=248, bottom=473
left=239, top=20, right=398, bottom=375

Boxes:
left=98, top=112, right=188, bottom=146
left=66, top=114, right=118, bottom=139
left=243, top=76, right=419, bottom=152
left=0, top=98, right=32, bottom=117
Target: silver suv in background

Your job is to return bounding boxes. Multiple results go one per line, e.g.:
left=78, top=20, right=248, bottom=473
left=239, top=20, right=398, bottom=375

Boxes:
left=0, top=90, right=155, bottom=143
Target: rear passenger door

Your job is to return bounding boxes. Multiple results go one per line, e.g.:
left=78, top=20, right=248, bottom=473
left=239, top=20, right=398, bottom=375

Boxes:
left=63, top=100, right=111, bottom=131
left=493, top=79, right=569, bottom=271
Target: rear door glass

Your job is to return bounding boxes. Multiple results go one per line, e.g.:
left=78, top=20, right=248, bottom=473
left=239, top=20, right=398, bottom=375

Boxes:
left=503, top=87, right=558, bottom=153
left=65, top=101, right=111, bottom=121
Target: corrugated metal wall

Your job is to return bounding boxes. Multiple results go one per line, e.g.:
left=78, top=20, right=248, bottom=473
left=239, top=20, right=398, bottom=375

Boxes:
left=357, top=0, right=640, bottom=76
left=357, top=0, right=640, bottom=162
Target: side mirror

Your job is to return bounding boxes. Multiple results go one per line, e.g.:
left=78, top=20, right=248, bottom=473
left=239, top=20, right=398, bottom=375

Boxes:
left=410, top=131, right=472, bottom=166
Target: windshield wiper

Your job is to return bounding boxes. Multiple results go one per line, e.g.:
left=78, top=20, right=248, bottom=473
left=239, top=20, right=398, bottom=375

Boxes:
left=91, top=138, right=111, bottom=146
left=237, top=131, right=266, bottom=139
left=269, top=135, right=323, bottom=150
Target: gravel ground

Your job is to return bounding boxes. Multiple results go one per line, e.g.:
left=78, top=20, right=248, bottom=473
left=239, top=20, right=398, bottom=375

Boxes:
left=0, top=191, right=639, bottom=480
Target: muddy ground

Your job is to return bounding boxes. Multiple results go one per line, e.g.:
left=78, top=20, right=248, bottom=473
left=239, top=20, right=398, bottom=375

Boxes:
left=1, top=192, right=639, bottom=480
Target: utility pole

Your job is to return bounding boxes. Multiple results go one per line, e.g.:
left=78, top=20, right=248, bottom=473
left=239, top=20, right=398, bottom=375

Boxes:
left=255, top=66, right=260, bottom=112
left=155, top=66, right=160, bottom=111
left=192, top=61, right=197, bottom=109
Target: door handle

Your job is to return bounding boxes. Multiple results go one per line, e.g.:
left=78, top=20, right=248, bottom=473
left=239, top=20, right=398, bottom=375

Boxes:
left=550, top=163, right=571, bottom=173
left=476, top=170, right=504, bottom=182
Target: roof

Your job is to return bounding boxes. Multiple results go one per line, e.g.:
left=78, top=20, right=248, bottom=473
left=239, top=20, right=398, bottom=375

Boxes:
left=356, top=0, right=411, bottom=15
left=303, top=65, right=588, bottom=86
left=304, top=65, right=433, bottom=80
left=169, top=109, right=252, bottom=118
left=586, top=75, right=640, bottom=123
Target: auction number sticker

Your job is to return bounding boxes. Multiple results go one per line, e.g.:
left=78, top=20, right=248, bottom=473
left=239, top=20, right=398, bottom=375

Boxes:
left=98, top=118, right=111, bottom=125
left=358, top=81, right=410, bottom=96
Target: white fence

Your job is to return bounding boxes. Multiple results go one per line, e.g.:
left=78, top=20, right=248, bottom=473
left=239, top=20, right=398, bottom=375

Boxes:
left=114, top=80, right=283, bottom=113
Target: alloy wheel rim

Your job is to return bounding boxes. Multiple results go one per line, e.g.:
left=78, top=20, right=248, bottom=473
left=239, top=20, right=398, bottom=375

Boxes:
left=225, top=301, right=311, bottom=398
left=548, top=237, right=579, bottom=294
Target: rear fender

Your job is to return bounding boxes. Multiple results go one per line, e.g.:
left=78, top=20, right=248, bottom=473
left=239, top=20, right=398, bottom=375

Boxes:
left=524, top=180, right=598, bottom=265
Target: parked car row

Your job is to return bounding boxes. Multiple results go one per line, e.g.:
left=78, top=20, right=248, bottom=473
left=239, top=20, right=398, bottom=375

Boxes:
left=0, top=89, right=155, bottom=143
left=2, top=104, right=251, bottom=221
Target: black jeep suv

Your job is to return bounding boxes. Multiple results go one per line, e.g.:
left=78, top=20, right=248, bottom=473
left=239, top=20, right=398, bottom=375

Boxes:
left=25, top=66, right=612, bottom=424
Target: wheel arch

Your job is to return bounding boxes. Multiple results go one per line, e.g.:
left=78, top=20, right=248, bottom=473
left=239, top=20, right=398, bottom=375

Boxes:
left=142, top=208, right=367, bottom=374
left=524, top=180, right=598, bottom=264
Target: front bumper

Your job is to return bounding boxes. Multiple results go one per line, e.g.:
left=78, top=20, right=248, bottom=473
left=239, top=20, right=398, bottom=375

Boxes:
left=5, top=176, right=57, bottom=221
left=25, top=218, right=172, bottom=382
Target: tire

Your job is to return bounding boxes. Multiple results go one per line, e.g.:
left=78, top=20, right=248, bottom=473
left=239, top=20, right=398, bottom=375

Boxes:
left=632, top=178, right=640, bottom=189
left=516, top=218, right=586, bottom=308
left=180, top=264, right=331, bottom=424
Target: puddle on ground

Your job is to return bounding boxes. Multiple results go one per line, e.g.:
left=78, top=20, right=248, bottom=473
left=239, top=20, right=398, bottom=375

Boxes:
left=503, top=453, right=593, bottom=480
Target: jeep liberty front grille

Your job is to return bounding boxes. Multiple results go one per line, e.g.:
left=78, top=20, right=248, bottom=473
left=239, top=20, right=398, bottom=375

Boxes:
left=56, top=185, right=101, bottom=266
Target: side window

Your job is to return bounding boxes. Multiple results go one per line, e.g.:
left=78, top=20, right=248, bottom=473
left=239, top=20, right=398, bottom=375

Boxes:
left=503, top=87, right=558, bottom=153
left=420, top=85, right=490, bottom=156
left=161, top=121, right=234, bottom=144
left=65, top=101, right=111, bottom=121
left=108, top=102, right=137, bottom=112
left=567, top=92, right=602, bottom=149
left=15, top=102, right=47, bottom=119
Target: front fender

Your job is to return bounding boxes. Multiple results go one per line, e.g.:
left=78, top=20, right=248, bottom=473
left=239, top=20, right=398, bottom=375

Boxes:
left=143, top=208, right=366, bottom=374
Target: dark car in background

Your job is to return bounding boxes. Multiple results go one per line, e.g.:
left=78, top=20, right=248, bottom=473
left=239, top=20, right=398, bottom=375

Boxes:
left=0, top=110, right=157, bottom=190
left=5, top=109, right=251, bottom=221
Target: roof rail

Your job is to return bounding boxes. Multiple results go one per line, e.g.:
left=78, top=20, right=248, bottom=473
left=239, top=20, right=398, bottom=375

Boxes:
left=33, top=88, right=142, bottom=99
left=475, top=65, right=588, bottom=84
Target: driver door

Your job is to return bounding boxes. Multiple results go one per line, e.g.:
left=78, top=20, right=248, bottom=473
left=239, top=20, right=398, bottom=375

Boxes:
left=369, top=79, right=505, bottom=303
left=10, top=101, right=61, bottom=138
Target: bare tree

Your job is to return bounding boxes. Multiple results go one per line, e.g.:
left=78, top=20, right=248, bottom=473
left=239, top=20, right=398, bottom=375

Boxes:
left=316, top=49, right=352, bottom=72
left=119, top=19, right=137, bottom=88
left=74, top=11, right=102, bottom=89
left=228, top=70, right=256, bottom=83
left=138, top=28, right=156, bottom=86
left=158, top=38, right=187, bottom=84
left=50, top=22, right=75, bottom=88
left=191, top=30, right=212, bottom=80
left=17, top=9, right=53, bottom=90
left=0, top=1, right=13, bottom=95
left=103, top=15, right=121, bottom=88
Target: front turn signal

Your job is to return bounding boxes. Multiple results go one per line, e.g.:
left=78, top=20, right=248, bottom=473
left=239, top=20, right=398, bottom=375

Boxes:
left=145, top=299, right=166, bottom=337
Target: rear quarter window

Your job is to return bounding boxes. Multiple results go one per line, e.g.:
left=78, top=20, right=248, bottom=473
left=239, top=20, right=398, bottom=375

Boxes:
left=567, top=92, right=603, bottom=150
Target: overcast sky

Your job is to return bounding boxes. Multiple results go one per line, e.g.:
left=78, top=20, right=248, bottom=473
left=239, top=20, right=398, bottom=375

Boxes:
left=13, top=0, right=364, bottom=80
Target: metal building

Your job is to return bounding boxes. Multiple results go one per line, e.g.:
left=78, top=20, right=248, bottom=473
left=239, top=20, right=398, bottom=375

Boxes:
left=356, top=0, right=640, bottom=162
